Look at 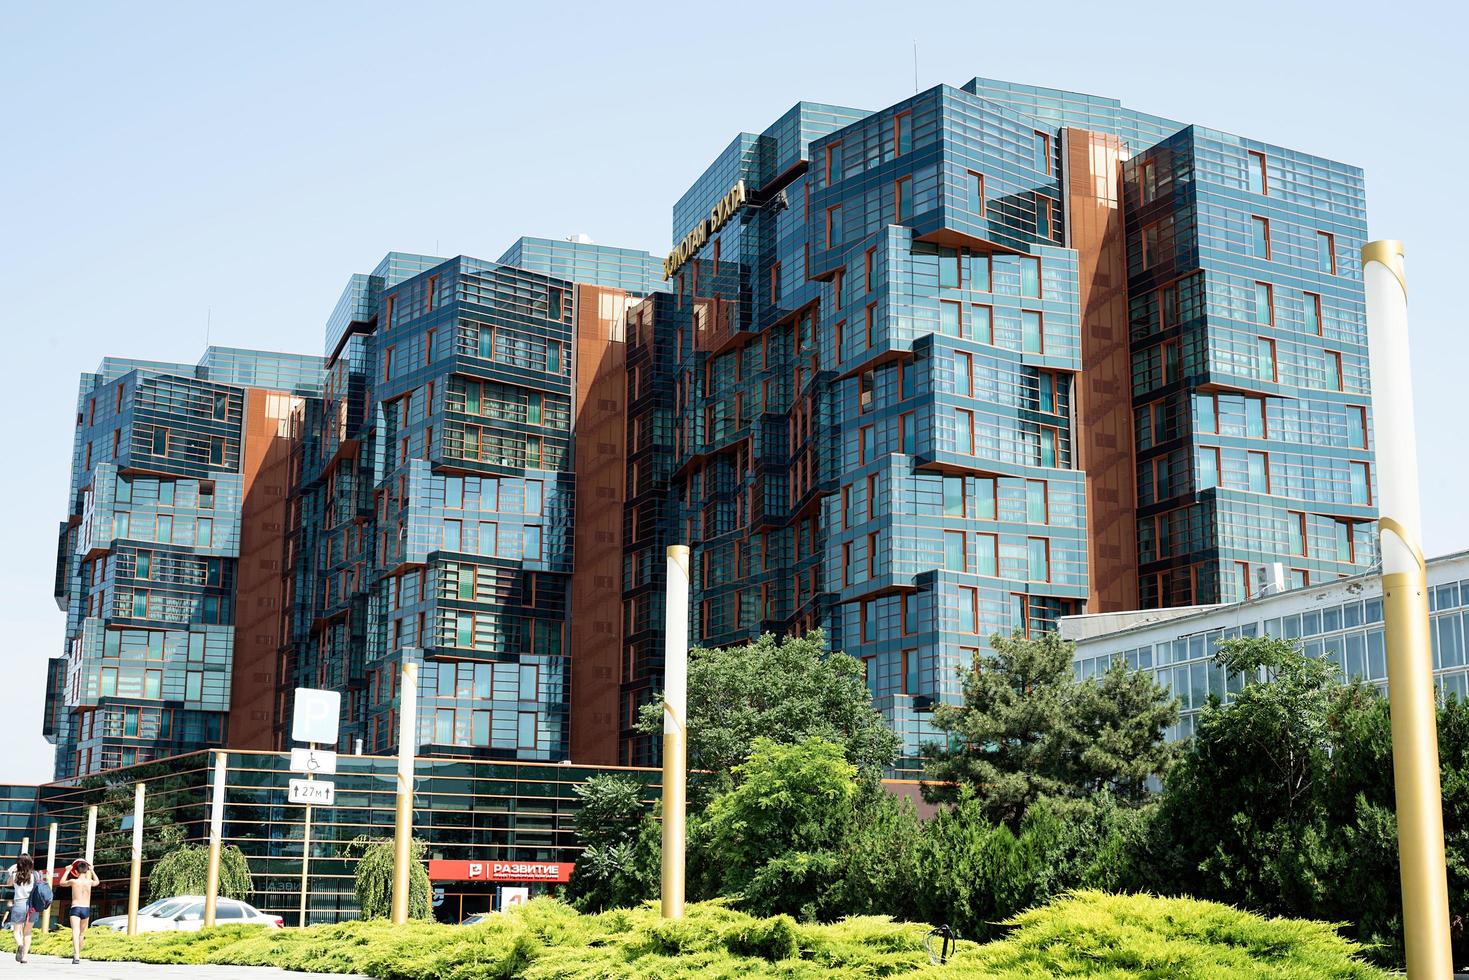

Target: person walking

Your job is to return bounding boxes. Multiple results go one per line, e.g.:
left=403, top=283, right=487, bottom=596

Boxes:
left=58, top=860, right=99, bottom=964
left=6, top=854, right=36, bottom=964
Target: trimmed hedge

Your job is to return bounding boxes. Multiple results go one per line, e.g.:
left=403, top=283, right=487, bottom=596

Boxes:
left=4, top=892, right=1386, bottom=978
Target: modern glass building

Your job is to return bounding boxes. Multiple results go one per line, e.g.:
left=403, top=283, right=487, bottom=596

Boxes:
left=43, top=78, right=1376, bottom=777
left=1064, top=551, right=1469, bottom=740
left=49, top=349, right=326, bottom=779
left=621, top=78, right=1375, bottom=762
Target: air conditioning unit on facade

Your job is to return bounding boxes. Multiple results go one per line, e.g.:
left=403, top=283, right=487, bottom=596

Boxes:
left=1253, top=562, right=1288, bottom=597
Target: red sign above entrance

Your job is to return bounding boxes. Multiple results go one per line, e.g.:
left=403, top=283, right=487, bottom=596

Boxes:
left=427, top=859, right=573, bottom=883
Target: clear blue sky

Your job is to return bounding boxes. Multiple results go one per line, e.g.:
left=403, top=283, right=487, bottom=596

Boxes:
left=1, top=1, right=1463, bottom=783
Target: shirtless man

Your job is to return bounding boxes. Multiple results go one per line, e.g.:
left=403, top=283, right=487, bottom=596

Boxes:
left=58, top=860, right=99, bottom=964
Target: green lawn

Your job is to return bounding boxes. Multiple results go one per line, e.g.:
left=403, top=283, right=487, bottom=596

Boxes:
left=5, top=891, right=1387, bottom=978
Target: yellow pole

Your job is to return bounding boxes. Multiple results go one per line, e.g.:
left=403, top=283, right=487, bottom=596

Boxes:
left=40, top=823, right=57, bottom=933
left=125, top=782, right=144, bottom=936
left=390, top=661, right=419, bottom=925
left=1363, top=240, right=1452, bottom=978
left=204, top=751, right=227, bottom=928
left=84, top=805, right=97, bottom=866
left=661, top=545, right=690, bottom=919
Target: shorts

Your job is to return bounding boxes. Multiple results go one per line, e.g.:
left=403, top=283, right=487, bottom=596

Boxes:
left=8, top=906, right=32, bottom=927
left=69, top=907, right=91, bottom=921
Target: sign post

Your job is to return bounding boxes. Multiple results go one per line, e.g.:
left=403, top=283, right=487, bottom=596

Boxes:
left=661, top=545, right=690, bottom=919
left=125, top=783, right=144, bottom=936
left=290, top=689, right=340, bottom=930
left=40, top=823, right=57, bottom=933
left=84, top=805, right=97, bottom=865
left=391, top=661, right=419, bottom=925
left=204, top=751, right=227, bottom=928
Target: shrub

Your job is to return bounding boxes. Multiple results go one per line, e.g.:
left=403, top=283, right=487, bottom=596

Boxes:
left=149, top=843, right=254, bottom=902
left=0, top=893, right=1388, bottom=978
left=353, top=837, right=432, bottom=920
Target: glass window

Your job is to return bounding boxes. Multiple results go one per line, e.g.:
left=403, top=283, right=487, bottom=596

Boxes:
left=1246, top=397, right=1266, bottom=438
left=212, top=393, right=228, bottom=420
left=943, top=476, right=965, bottom=517
left=1304, top=293, right=1322, bottom=335
left=185, top=671, right=202, bottom=702
left=1198, top=449, right=1218, bottom=490
left=1197, top=395, right=1216, bottom=433
left=1254, top=282, right=1273, bottom=325
left=975, top=534, right=997, bottom=576
left=1026, top=481, right=1047, bottom=523
left=1247, top=151, right=1267, bottom=195
left=517, top=711, right=538, bottom=750
left=1028, top=537, right=1049, bottom=582
left=895, top=112, right=911, bottom=155
left=1247, top=452, right=1269, bottom=492
left=209, top=437, right=224, bottom=466
left=1317, top=232, right=1336, bottom=274
left=1019, top=258, right=1041, bottom=298
left=958, top=588, right=977, bottom=633
left=903, top=650, right=920, bottom=695
left=136, top=551, right=151, bottom=579
left=1251, top=217, right=1269, bottom=258
left=1036, top=196, right=1051, bottom=239
left=975, top=478, right=996, bottom=519
left=156, top=515, right=173, bottom=543
left=939, top=248, right=960, bottom=288
left=1021, top=312, right=1043, bottom=353
left=197, top=519, right=212, bottom=548
left=827, top=205, right=844, bottom=247
left=896, top=178, right=913, bottom=222
left=1350, top=462, right=1371, bottom=505
left=971, top=305, right=993, bottom=344
left=151, top=428, right=167, bottom=455
left=969, top=254, right=991, bottom=292
left=944, top=532, right=966, bottom=572
left=456, top=612, right=474, bottom=649
left=1347, top=407, right=1367, bottom=449
left=968, top=171, right=984, bottom=215
left=1033, top=131, right=1050, bottom=173
left=1325, top=352, right=1341, bottom=391
left=1039, top=427, right=1057, bottom=467
left=939, top=302, right=960, bottom=337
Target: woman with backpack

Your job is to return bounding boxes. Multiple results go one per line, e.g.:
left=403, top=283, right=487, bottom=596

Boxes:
left=6, top=853, right=36, bottom=963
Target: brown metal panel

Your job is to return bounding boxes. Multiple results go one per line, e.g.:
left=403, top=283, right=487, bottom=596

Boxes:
left=568, top=285, right=630, bottom=766
left=228, top=389, right=303, bottom=749
left=1065, top=129, right=1140, bottom=612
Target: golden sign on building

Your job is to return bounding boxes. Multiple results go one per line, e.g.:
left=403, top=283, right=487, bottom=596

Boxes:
left=662, top=180, right=748, bottom=280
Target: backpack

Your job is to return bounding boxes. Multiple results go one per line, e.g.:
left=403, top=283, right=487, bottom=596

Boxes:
left=29, top=873, right=51, bottom=913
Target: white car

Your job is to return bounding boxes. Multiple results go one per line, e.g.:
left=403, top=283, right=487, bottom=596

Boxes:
left=91, top=897, right=179, bottom=932
left=105, top=896, right=283, bottom=932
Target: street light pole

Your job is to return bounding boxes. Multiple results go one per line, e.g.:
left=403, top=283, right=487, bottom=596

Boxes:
left=390, top=660, right=419, bottom=925
left=661, top=545, right=690, bottom=920
left=1363, top=240, right=1452, bottom=978
left=204, top=751, right=227, bottom=928
left=125, top=783, right=144, bottom=936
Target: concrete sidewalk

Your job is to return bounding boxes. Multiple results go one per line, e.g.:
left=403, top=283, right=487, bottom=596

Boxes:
left=8, top=954, right=367, bottom=978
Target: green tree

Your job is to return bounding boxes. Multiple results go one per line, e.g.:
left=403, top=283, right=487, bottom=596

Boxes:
left=698, top=737, right=858, bottom=919
left=636, top=631, right=899, bottom=788
left=353, top=838, right=432, bottom=920
left=564, top=775, right=660, bottom=912
left=925, top=632, right=1176, bottom=825
left=148, top=843, right=254, bottom=902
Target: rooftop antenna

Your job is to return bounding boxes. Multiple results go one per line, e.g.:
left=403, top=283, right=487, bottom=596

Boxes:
left=913, top=40, right=918, bottom=94
left=205, top=306, right=212, bottom=348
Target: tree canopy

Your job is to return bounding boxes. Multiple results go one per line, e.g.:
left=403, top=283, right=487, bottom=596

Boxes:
left=637, top=630, right=899, bottom=782
left=924, top=632, right=1177, bottom=825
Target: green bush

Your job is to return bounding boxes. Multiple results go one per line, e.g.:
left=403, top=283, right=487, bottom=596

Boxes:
left=0, top=893, right=1387, bottom=978
left=149, top=843, right=254, bottom=902
left=353, top=837, right=433, bottom=920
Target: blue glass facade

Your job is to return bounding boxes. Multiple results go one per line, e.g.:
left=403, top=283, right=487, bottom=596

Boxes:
left=44, top=76, right=1376, bottom=777
left=628, top=79, right=1375, bottom=763
left=50, top=349, right=325, bottom=778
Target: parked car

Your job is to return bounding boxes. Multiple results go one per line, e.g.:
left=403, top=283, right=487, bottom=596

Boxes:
left=105, top=897, right=283, bottom=932
left=91, top=897, right=190, bottom=932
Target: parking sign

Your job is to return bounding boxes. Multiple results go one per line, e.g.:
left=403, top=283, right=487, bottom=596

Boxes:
left=292, top=688, right=341, bottom=745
